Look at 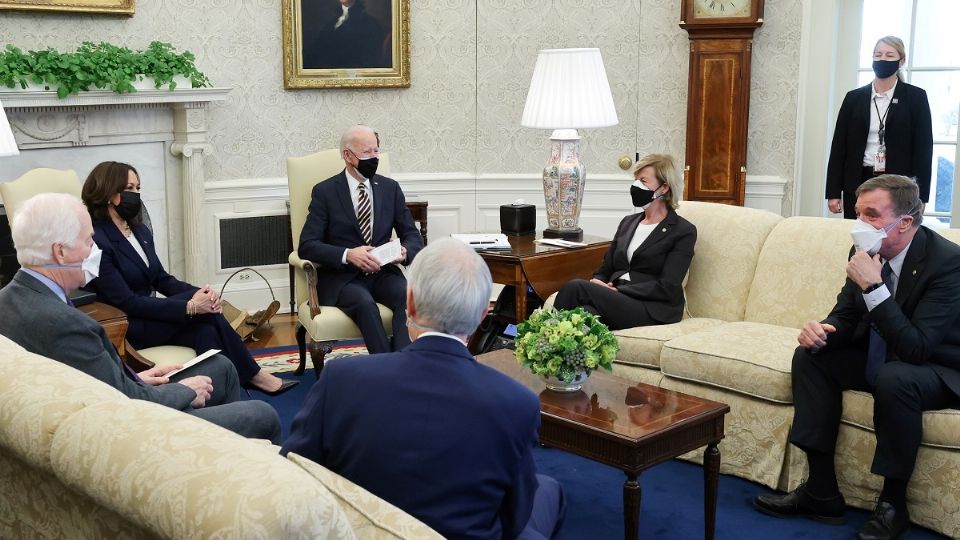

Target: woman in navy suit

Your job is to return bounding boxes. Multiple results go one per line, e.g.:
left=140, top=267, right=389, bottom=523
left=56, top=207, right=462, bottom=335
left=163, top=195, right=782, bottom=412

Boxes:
left=81, top=161, right=296, bottom=395
left=826, top=35, right=933, bottom=219
left=554, top=154, right=697, bottom=330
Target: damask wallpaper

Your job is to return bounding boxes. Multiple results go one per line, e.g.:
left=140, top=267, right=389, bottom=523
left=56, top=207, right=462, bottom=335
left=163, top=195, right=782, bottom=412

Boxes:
left=0, top=0, right=803, bottom=212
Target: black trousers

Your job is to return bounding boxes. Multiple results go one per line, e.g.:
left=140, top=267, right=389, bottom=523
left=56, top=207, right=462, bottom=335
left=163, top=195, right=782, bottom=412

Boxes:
left=841, top=167, right=879, bottom=219
left=336, top=270, right=409, bottom=354
left=553, top=279, right=656, bottom=330
left=789, top=344, right=959, bottom=480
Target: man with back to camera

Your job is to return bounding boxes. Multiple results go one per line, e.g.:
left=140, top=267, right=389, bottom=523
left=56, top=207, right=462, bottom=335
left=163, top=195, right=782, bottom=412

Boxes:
left=753, top=175, right=960, bottom=539
left=0, top=193, right=282, bottom=444
left=282, top=238, right=565, bottom=540
left=298, top=124, right=423, bottom=354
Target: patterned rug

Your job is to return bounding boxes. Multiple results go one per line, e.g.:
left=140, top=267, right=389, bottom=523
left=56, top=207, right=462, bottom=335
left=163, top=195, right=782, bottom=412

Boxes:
left=251, top=339, right=368, bottom=374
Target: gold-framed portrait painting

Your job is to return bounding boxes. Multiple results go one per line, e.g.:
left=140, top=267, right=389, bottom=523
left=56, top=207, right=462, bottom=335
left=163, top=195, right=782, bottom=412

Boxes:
left=282, top=0, right=409, bottom=89
left=0, top=0, right=134, bottom=15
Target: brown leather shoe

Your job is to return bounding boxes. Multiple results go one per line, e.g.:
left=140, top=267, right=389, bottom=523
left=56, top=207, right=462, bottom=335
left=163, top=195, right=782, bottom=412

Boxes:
left=857, top=501, right=910, bottom=540
left=753, top=482, right=847, bottom=525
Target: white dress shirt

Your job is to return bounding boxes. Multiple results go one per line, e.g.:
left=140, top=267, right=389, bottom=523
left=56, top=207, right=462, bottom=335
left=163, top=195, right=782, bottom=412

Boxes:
left=863, top=79, right=897, bottom=167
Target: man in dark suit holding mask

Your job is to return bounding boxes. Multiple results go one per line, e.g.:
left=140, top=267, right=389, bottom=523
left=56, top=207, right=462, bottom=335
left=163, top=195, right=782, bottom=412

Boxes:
left=753, top=175, right=960, bottom=540
left=298, top=124, right=423, bottom=354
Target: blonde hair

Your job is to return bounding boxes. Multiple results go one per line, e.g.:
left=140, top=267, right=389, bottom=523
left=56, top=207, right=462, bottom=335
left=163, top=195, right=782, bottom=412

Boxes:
left=874, top=36, right=906, bottom=79
left=632, top=154, right=680, bottom=210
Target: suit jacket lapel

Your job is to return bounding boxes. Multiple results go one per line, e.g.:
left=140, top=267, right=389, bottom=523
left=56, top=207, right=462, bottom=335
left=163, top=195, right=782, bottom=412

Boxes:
left=614, top=213, right=643, bottom=263
left=630, top=210, right=679, bottom=263
left=895, top=226, right=928, bottom=305
left=370, top=175, right=389, bottom=243
left=333, top=172, right=365, bottom=240
left=100, top=222, right=152, bottom=283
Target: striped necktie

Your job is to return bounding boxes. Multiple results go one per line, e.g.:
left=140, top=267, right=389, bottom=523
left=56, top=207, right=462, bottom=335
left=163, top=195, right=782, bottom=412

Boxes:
left=357, top=182, right=372, bottom=245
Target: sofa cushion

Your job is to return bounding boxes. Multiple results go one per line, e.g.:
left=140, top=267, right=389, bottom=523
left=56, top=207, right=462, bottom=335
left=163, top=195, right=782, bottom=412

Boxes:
left=841, top=390, right=960, bottom=450
left=613, top=318, right=724, bottom=368
left=660, top=321, right=798, bottom=403
left=50, top=400, right=357, bottom=540
left=675, top=201, right=782, bottom=322
left=744, top=216, right=853, bottom=327
left=288, top=453, right=443, bottom=539
left=0, top=335, right=125, bottom=473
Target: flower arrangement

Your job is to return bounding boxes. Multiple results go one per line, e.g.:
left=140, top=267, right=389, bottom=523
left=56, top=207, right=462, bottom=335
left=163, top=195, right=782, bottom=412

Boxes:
left=0, top=41, right=211, bottom=99
left=514, top=307, right=619, bottom=384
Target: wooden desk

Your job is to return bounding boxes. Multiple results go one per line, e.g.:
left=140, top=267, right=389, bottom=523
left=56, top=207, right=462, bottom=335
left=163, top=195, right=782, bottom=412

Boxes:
left=478, top=233, right=610, bottom=322
left=479, top=349, right=729, bottom=540
left=78, top=301, right=128, bottom=358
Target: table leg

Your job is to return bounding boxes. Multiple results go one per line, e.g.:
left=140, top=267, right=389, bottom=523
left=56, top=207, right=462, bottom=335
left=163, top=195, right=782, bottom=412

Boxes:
left=516, top=276, right=528, bottom=322
left=703, top=442, right=720, bottom=540
left=624, top=472, right=641, bottom=540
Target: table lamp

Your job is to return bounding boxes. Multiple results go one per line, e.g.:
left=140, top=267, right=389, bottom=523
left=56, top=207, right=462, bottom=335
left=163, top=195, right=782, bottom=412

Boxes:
left=521, top=48, right=618, bottom=239
left=0, top=99, right=19, bottom=157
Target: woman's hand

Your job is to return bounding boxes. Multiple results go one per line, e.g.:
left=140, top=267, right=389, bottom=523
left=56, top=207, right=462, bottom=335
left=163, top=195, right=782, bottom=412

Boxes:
left=590, top=278, right=617, bottom=290
left=827, top=198, right=843, bottom=214
left=190, top=285, right=223, bottom=314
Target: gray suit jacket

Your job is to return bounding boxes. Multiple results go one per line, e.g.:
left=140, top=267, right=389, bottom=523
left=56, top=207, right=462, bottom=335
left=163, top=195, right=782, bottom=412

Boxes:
left=0, top=271, right=195, bottom=409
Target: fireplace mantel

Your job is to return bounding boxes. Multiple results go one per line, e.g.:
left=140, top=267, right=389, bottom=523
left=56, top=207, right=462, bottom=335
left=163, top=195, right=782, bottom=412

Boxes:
left=2, top=87, right=231, bottom=283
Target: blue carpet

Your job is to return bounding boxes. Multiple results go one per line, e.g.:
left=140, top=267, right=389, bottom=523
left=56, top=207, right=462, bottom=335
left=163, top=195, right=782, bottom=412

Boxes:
left=256, top=371, right=948, bottom=539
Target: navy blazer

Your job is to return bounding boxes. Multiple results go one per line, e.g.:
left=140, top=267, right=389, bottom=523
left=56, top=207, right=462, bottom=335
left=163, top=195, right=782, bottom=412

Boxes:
left=826, top=81, right=933, bottom=201
left=281, top=336, right=541, bottom=540
left=594, top=208, right=697, bottom=324
left=821, top=226, right=960, bottom=397
left=298, top=171, right=424, bottom=305
left=86, top=220, right=198, bottom=341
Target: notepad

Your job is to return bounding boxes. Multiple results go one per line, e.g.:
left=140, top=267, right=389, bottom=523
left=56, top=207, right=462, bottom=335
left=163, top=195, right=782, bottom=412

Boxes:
left=163, top=349, right=221, bottom=379
left=371, top=239, right=402, bottom=265
left=451, top=233, right=512, bottom=250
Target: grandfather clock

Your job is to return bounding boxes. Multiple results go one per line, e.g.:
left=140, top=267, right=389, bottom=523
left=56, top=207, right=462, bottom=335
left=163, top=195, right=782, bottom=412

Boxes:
left=680, top=0, right=764, bottom=206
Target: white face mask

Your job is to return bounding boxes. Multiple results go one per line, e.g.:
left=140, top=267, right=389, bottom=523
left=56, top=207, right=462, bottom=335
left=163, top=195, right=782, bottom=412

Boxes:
left=46, top=243, right=102, bottom=286
left=850, top=217, right=901, bottom=255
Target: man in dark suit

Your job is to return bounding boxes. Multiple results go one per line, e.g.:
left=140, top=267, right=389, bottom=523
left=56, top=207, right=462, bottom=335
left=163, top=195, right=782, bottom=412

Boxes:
left=298, top=124, right=423, bottom=354
left=282, top=238, right=565, bottom=540
left=302, top=0, right=388, bottom=69
left=754, top=175, right=960, bottom=540
left=0, top=193, right=281, bottom=444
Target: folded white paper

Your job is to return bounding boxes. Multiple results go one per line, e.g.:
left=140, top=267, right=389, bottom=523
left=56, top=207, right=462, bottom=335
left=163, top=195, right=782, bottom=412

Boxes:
left=163, top=348, right=221, bottom=379
left=371, top=238, right=402, bottom=265
left=535, top=238, right=587, bottom=248
left=450, top=233, right=512, bottom=250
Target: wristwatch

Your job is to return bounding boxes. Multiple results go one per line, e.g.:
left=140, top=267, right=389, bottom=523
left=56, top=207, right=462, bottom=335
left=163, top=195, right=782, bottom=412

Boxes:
left=862, top=282, right=884, bottom=294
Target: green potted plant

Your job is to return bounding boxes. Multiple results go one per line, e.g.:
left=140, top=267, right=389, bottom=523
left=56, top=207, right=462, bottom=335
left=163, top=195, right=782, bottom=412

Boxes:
left=514, top=307, right=619, bottom=392
left=0, top=41, right=211, bottom=99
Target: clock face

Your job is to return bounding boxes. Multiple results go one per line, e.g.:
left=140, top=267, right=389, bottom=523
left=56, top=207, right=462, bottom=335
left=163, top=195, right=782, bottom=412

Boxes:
left=694, top=0, right=752, bottom=18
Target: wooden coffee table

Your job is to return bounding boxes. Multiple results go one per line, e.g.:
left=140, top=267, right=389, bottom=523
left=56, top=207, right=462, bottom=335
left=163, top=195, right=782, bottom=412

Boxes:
left=478, top=349, right=730, bottom=539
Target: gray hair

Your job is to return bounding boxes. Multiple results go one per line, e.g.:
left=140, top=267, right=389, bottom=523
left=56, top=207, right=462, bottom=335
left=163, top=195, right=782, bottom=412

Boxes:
left=12, top=193, right=86, bottom=266
left=339, top=124, right=376, bottom=152
left=407, top=237, right=492, bottom=337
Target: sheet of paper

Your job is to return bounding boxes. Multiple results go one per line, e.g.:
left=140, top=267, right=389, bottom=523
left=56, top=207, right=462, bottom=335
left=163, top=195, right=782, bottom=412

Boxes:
left=163, top=348, right=221, bottom=379
left=371, top=239, right=402, bottom=265
left=450, top=233, right=512, bottom=250
left=535, top=238, right=587, bottom=248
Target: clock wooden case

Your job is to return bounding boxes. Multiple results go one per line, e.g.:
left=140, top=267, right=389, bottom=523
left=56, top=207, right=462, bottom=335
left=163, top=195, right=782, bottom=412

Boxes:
left=680, top=0, right=764, bottom=206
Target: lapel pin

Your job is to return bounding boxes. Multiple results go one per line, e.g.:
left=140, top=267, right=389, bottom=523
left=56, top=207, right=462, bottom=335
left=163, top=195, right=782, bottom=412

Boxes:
left=892, top=98, right=899, bottom=104
left=912, top=269, right=916, bottom=275
left=661, top=228, right=667, bottom=232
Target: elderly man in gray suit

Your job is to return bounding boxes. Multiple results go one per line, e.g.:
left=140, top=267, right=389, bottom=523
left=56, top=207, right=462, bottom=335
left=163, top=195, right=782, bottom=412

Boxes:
left=0, top=193, right=281, bottom=444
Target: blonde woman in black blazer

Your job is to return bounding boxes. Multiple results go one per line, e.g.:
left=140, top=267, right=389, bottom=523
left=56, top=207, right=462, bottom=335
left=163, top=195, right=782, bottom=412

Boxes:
left=826, top=35, right=933, bottom=219
left=554, top=154, right=696, bottom=330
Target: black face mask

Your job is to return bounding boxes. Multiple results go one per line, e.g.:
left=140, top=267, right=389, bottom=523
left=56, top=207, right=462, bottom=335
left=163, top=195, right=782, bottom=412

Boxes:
left=630, top=185, right=660, bottom=208
left=349, top=150, right=379, bottom=179
left=872, top=59, right=900, bottom=79
left=115, top=191, right=142, bottom=221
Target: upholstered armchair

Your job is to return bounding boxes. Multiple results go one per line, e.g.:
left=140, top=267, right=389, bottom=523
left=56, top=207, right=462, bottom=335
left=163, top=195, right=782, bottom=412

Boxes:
left=286, top=149, right=395, bottom=377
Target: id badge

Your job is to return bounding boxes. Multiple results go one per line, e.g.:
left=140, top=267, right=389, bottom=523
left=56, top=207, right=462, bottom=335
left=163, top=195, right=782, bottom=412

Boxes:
left=874, top=146, right=886, bottom=173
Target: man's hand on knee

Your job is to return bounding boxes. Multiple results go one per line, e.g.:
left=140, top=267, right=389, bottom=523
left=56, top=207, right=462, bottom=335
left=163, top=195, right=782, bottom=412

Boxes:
left=178, top=375, right=214, bottom=408
left=347, top=246, right=381, bottom=273
left=798, top=320, right=836, bottom=352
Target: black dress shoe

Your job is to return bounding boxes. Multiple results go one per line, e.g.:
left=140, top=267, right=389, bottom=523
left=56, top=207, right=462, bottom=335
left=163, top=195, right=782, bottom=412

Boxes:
left=753, top=482, right=847, bottom=525
left=243, top=378, right=299, bottom=396
left=858, top=501, right=910, bottom=540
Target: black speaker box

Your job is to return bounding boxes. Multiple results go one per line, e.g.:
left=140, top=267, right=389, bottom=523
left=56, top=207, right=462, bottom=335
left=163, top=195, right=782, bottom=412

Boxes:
left=500, top=204, right=536, bottom=236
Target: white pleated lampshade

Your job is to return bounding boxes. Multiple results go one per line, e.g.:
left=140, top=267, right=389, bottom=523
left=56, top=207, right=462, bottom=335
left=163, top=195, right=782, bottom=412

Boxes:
left=0, top=99, right=19, bottom=157
left=521, top=48, right=619, bottom=130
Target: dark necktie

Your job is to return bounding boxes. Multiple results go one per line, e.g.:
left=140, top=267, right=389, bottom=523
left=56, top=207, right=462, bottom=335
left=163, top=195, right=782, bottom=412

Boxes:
left=357, top=182, right=372, bottom=245
left=865, top=262, right=894, bottom=386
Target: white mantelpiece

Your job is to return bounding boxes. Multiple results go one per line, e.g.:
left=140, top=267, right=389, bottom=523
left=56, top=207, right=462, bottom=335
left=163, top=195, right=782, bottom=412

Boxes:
left=1, top=87, right=230, bottom=283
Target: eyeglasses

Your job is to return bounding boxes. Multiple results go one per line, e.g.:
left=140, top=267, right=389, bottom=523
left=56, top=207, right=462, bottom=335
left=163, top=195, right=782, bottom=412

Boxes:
left=348, top=147, right=380, bottom=160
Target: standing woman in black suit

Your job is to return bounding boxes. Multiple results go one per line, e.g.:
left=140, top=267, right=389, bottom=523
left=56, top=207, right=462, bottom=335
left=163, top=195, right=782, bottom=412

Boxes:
left=553, top=154, right=696, bottom=330
left=826, top=35, right=933, bottom=219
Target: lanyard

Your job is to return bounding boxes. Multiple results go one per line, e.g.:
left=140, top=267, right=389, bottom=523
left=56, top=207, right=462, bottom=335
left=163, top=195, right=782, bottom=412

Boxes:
left=873, top=95, right=892, bottom=146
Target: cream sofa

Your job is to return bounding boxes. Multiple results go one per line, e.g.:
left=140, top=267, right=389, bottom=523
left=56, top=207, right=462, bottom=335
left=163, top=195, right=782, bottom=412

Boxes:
left=551, top=201, right=960, bottom=538
left=0, top=334, right=441, bottom=539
